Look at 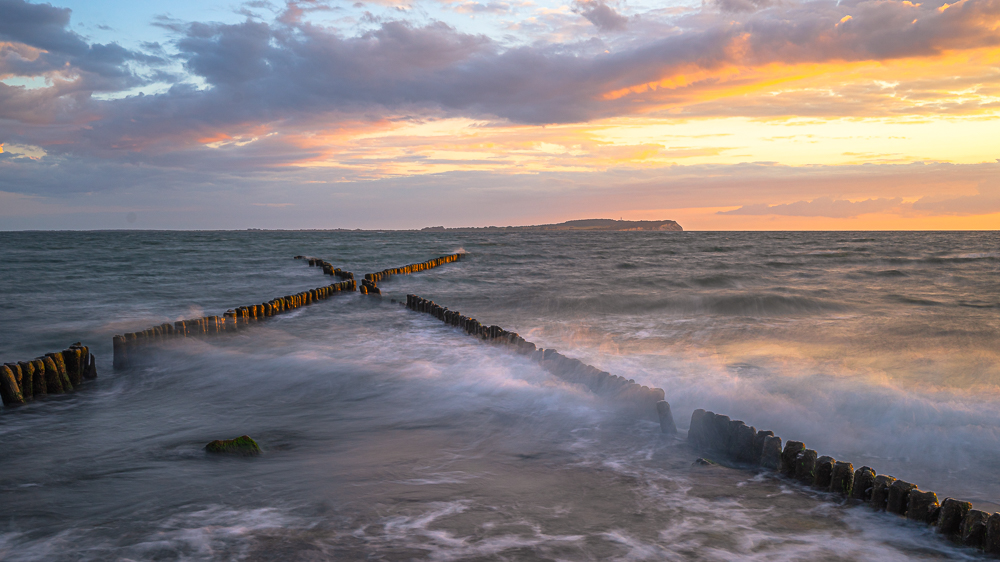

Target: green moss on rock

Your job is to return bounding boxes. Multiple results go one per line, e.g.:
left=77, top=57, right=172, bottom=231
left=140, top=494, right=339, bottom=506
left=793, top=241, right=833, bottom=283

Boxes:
left=205, top=435, right=261, bottom=456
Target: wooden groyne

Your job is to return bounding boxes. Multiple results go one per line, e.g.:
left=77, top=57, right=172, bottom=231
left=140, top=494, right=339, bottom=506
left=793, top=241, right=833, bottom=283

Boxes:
left=360, top=253, right=463, bottom=295
left=404, top=293, right=675, bottom=430
left=688, top=409, right=1000, bottom=555
left=1, top=343, right=97, bottom=407
left=294, top=256, right=355, bottom=281
left=112, top=273, right=356, bottom=370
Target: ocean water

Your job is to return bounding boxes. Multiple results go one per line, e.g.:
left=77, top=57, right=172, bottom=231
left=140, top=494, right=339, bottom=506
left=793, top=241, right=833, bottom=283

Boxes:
left=0, top=230, right=997, bottom=561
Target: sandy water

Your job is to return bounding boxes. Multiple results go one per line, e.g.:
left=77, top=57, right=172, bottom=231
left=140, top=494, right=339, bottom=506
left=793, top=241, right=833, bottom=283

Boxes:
left=0, top=230, right=997, bottom=560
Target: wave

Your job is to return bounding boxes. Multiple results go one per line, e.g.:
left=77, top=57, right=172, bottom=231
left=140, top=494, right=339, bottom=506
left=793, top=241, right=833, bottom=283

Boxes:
left=864, top=269, right=908, bottom=278
left=690, top=274, right=741, bottom=288
left=554, top=293, right=846, bottom=317
left=888, top=294, right=942, bottom=306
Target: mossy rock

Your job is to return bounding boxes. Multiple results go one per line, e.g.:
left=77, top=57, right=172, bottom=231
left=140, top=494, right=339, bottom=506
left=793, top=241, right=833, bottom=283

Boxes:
left=205, top=435, right=261, bottom=456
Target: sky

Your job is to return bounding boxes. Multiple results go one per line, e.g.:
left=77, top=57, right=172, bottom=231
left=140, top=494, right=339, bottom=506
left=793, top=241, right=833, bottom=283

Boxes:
left=0, top=0, right=998, bottom=230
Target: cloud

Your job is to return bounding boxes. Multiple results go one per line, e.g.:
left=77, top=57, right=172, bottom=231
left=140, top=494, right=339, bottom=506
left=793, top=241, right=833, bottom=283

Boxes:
left=453, top=1, right=511, bottom=14
left=3, top=0, right=999, bottom=153
left=708, top=0, right=779, bottom=13
left=0, top=0, right=162, bottom=93
left=1, top=159, right=997, bottom=229
left=0, top=0, right=999, bottom=228
left=720, top=196, right=905, bottom=217
left=912, top=181, right=1000, bottom=215
left=572, top=0, right=630, bottom=31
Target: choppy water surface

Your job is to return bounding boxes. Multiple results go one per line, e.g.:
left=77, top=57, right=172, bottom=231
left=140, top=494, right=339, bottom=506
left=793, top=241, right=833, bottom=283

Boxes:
left=0, top=230, right=997, bottom=561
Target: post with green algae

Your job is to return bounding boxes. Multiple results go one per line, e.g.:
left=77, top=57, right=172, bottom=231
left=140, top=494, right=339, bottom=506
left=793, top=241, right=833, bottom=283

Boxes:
left=0, top=365, right=24, bottom=406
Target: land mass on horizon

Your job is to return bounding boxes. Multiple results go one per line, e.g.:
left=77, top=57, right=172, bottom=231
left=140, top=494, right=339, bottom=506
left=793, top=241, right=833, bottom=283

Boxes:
left=420, top=219, right=683, bottom=232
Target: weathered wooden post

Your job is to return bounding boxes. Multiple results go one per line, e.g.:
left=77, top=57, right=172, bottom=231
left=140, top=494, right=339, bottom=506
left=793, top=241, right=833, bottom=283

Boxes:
left=0, top=364, right=24, bottom=406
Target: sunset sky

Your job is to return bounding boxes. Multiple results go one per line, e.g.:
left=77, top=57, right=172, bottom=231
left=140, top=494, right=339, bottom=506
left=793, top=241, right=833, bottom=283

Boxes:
left=1, top=0, right=998, bottom=229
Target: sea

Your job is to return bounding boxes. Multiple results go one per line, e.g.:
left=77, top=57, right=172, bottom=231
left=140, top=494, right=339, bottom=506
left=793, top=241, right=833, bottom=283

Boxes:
left=0, top=230, right=997, bottom=561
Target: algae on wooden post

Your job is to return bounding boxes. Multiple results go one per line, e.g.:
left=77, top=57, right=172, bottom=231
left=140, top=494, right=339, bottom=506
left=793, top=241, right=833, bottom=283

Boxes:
left=984, top=513, right=1000, bottom=555
left=851, top=466, right=876, bottom=502
left=780, top=441, right=805, bottom=476
left=43, top=356, right=64, bottom=394
left=4, top=363, right=25, bottom=402
left=62, top=348, right=83, bottom=386
left=887, top=480, right=917, bottom=515
left=31, top=359, right=47, bottom=396
left=794, top=449, right=818, bottom=484
left=906, top=490, right=940, bottom=524
left=814, top=456, right=835, bottom=489
left=47, top=352, right=72, bottom=391
left=938, top=498, right=972, bottom=536
left=830, top=461, right=854, bottom=497
left=205, top=435, right=261, bottom=456
left=0, top=365, right=24, bottom=406
left=17, top=361, right=34, bottom=400
left=962, top=510, right=990, bottom=548
left=870, top=475, right=896, bottom=511
left=760, top=435, right=782, bottom=469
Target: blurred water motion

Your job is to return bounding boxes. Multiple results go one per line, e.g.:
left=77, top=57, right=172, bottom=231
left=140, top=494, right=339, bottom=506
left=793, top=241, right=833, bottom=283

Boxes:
left=0, top=230, right=996, bottom=560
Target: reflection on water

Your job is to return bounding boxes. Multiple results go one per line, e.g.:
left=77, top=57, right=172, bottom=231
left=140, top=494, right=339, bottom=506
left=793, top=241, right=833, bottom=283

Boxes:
left=0, top=230, right=996, bottom=560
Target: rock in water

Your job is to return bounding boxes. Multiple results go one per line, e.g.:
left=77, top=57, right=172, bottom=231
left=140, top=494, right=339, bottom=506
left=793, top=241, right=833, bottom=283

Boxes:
left=205, top=435, right=261, bottom=456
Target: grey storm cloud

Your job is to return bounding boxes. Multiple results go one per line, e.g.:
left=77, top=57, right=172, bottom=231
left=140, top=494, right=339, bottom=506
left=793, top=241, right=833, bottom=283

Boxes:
left=2, top=0, right=1000, bottom=157
left=720, top=196, right=904, bottom=217
left=571, top=0, right=630, bottom=31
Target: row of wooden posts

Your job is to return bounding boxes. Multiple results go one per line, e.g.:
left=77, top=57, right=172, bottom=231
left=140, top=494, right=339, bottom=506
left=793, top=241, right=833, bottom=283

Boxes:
left=393, top=256, right=999, bottom=556
left=689, top=409, right=1000, bottom=555
left=296, top=256, right=355, bottom=281
left=10, top=250, right=996, bottom=557
left=112, top=277, right=356, bottom=369
left=404, top=293, right=675, bottom=429
left=110, top=252, right=462, bottom=369
left=360, top=253, right=463, bottom=295
left=0, top=343, right=97, bottom=407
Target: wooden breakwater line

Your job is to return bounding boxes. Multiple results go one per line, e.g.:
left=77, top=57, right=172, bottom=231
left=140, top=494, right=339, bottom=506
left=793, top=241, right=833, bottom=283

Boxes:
left=112, top=274, right=357, bottom=370
left=294, top=256, right=355, bottom=281
left=360, top=253, right=463, bottom=295
left=1, top=343, right=98, bottom=407
left=688, top=409, right=1000, bottom=555
left=404, top=293, right=676, bottom=430
left=110, top=253, right=460, bottom=369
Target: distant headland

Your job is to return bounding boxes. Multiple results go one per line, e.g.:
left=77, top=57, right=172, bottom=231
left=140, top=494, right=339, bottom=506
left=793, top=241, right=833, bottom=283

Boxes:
left=420, top=219, right=683, bottom=232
